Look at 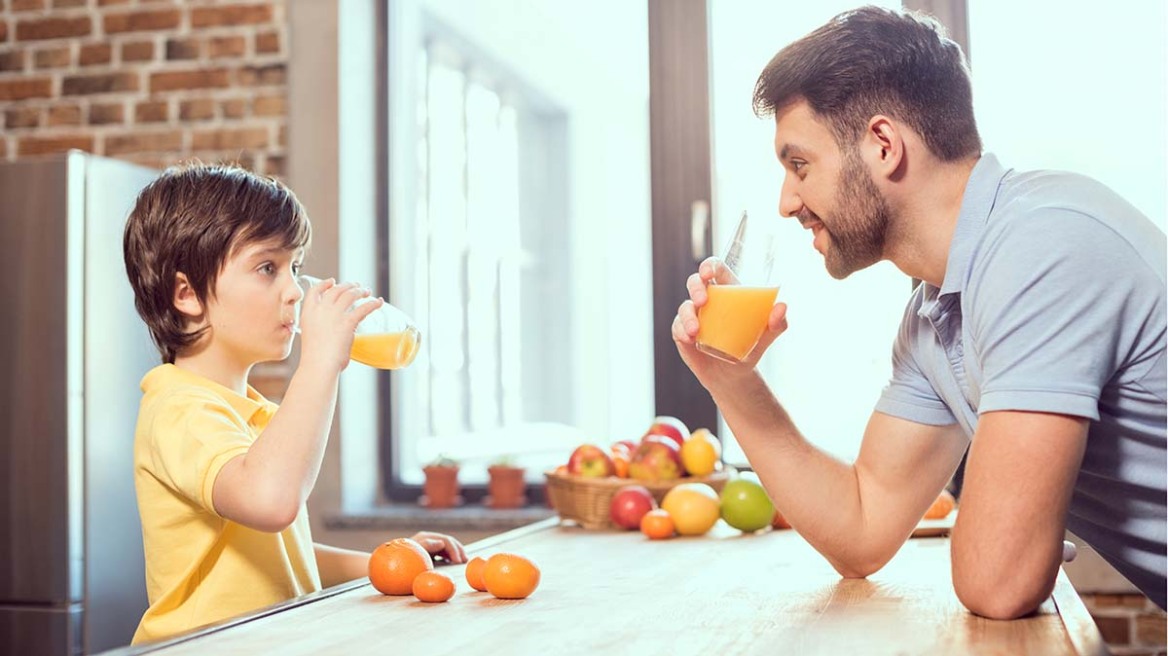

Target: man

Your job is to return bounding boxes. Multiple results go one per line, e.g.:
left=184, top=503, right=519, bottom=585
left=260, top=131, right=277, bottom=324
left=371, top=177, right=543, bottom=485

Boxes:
left=673, top=6, right=1166, bottom=618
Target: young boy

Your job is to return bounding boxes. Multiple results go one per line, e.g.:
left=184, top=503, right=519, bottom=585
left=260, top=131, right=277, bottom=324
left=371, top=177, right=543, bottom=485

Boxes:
left=123, top=163, right=467, bottom=644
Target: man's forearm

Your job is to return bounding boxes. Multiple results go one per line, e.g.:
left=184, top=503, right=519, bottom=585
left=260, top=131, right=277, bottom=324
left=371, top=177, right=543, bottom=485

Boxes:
left=707, top=370, right=893, bottom=575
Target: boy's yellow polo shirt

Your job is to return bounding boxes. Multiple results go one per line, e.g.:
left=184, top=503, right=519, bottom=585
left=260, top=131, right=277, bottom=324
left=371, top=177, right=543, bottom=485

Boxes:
left=132, top=364, right=321, bottom=644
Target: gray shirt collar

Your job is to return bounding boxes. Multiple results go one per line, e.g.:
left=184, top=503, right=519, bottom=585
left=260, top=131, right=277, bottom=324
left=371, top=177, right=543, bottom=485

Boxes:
left=938, top=153, right=1013, bottom=297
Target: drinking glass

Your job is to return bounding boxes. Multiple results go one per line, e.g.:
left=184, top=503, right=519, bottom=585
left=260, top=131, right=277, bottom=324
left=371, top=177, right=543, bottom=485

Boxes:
left=296, top=275, right=421, bottom=369
left=695, top=211, right=779, bottom=363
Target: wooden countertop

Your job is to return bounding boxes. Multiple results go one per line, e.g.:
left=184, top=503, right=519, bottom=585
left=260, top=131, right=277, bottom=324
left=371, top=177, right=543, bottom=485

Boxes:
left=113, top=518, right=1108, bottom=656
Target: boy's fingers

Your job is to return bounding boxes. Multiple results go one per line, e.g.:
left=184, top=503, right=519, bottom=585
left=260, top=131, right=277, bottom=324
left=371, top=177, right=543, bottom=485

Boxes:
left=349, top=298, right=384, bottom=325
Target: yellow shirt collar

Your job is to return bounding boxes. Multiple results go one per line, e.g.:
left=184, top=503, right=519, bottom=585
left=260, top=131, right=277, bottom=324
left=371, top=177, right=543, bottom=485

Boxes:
left=140, top=363, right=277, bottom=425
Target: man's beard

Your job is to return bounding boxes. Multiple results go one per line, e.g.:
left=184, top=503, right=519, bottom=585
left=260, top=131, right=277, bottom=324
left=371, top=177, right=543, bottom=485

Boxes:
left=803, top=150, right=891, bottom=280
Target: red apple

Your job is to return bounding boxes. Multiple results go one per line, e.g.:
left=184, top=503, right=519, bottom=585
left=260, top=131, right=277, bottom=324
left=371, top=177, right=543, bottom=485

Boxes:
left=566, top=444, right=616, bottom=478
left=610, top=485, right=657, bottom=530
left=643, top=415, right=690, bottom=449
left=628, top=435, right=683, bottom=482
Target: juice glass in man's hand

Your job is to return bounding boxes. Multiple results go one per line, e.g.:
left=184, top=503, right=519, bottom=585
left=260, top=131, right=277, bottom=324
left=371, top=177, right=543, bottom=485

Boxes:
left=695, top=212, right=779, bottom=363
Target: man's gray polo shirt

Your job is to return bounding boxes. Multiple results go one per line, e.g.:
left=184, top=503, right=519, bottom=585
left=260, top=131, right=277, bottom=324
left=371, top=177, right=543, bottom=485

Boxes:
left=875, top=153, right=1167, bottom=607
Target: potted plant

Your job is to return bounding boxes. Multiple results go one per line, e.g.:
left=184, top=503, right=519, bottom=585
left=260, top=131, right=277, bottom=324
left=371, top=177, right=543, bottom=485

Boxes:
left=421, top=455, right=461, bottom=509
left=486, top=455, right=527, bottom=509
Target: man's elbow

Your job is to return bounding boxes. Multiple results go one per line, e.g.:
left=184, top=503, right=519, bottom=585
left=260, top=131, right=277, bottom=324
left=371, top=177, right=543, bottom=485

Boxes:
left=953, top=568, right=1054, bottom=620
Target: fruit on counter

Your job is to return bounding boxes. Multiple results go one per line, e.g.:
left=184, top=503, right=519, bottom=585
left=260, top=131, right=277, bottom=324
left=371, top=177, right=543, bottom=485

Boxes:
left=720, top=476, right=775, bottom=533
left=566, top=444, right=616, bottom=478
left=640, top=509, right=676, bottom=540
left=612, top=439, right=638, bottom=454
left=369, top=538, right=434, bottom=595
left=612, top=452, right=630, bottom=478
left=679, top=428, right=721, bottom=477
left=412, top=571, right=456, bottom=603
left=610, top=485, right=657, bottom=530
left=465, top=556, right=489, bottom=592
left=924, top=489, right=956, bottom=519
left=643, top=415, right=691, bottom=449
left=628, top=435, right=683, bottom=482
left=483, top=553, right=541, bottom=599
left=660, top=483, right=721, bottom=536
left=771, top=507, right=791, bottom=530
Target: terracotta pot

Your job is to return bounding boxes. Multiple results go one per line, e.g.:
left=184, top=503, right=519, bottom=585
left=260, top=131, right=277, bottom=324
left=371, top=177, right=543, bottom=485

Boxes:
left=486, top=466, right=527, bottom=509
left=422, top=466, right=460, bottom=508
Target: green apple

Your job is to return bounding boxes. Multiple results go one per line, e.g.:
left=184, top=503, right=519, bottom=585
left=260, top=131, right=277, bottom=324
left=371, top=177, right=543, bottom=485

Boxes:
left=720, top=477, right=775, bottom=533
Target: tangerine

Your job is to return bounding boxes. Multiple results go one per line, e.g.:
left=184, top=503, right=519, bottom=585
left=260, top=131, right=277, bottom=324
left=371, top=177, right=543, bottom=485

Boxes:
left=483, top=553, right=541, bottom=599
left=924, top=489, right=956, bottom=519
left=412, top=571, right=455, bottom=603
left=640, top=508, right=675, bottom=539
left=368, top=538, right=433, bottom=596
left=465, top=555, right=488, bottom=592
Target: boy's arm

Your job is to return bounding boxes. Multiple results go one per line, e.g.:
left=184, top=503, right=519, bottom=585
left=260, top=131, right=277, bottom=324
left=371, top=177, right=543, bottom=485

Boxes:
left=316, top=532, right=469, bottom=589
left=213, top=281, right=383, bottom=532
left=315, top=543, right=371, bottom=588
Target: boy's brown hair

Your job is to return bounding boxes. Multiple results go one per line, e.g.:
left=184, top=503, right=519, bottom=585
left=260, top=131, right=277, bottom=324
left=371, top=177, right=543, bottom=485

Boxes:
left=123, top=162, right=311, bottom=363
left=753, top=6, right=981, bottom=162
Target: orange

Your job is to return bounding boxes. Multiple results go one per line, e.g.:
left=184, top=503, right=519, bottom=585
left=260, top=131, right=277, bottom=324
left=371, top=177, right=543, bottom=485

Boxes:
left=465, top=555, right=488, bottom=592
left=924, top=489, right=956, bottom=519
left=640, top=509, right=675, bottom=539
left=412, top=571, right=455, bottom=603
left=368, top=538, right=433, bottom=596
left=483, top=553, right=541, bottom=599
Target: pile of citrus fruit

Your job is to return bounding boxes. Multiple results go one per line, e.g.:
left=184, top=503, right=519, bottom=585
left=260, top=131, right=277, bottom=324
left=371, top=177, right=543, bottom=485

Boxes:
left=368, top=539, right=540, bottom=603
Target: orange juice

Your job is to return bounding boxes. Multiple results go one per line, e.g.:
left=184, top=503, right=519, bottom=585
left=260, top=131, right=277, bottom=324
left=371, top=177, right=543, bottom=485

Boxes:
left=696, top=285, right=779, bottom=362
left=349, top=329, right=421, bottom=369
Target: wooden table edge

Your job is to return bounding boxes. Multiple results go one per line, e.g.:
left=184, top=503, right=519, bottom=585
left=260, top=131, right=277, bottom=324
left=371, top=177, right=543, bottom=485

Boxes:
left=1051, top=567, right=1111, bottom=656
left=97, top=517, right=563, bottom=656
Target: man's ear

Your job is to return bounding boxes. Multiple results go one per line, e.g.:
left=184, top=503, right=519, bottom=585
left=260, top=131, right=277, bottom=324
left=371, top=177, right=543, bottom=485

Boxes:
left=864, top=114, right=904, bottom=180
left=173, top=272, right=204, bottom=320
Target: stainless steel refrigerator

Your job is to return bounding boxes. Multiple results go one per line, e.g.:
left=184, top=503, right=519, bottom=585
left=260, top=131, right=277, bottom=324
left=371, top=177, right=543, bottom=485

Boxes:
left=1, top=152, right=158, bottom=654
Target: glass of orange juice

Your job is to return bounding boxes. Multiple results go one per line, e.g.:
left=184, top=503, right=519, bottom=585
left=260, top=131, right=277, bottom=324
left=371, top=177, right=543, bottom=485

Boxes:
left=695, top=211, right=779, bottom=363
left=296, top=275, right=421, bottom=369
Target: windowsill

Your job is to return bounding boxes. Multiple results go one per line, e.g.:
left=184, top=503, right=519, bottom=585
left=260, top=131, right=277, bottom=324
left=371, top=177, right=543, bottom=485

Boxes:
left=324, top=504, right=556, bottom=532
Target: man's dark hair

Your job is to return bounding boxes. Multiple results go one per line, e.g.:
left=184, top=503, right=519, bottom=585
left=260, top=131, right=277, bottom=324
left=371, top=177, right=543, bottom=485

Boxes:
left=123, top=162, right=311, bottom=363
left=753, top=5, right=981, bottom=161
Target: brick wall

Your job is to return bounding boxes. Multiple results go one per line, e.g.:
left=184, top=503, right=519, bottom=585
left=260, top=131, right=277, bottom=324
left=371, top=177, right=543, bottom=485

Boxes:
left=1082, top=593, right=1167, bottom=656
left=0, top=0, right=287, bottom=177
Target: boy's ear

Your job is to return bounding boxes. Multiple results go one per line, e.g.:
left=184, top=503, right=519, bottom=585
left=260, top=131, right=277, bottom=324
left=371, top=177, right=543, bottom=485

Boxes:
left=172, top=272, right=204, bottom=319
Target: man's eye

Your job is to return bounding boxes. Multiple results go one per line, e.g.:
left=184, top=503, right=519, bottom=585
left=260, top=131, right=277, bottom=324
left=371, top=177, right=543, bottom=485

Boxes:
left=792, top=161, right=806, bottom=173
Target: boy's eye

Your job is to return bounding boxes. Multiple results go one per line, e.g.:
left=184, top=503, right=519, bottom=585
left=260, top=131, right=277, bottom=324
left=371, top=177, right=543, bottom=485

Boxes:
left=291, top=262, right=303, bottom=275
left=258, top=262, right=275, bottom=275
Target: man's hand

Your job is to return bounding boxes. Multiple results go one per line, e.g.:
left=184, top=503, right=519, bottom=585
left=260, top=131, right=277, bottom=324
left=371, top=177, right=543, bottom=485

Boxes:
left=672, top=256, right=789, bottom=386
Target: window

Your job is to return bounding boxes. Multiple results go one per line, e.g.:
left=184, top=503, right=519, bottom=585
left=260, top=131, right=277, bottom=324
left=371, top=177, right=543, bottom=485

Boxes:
left=382, top=1, right=653, bottom=495
left=967, top=1, right=1166, bottom=230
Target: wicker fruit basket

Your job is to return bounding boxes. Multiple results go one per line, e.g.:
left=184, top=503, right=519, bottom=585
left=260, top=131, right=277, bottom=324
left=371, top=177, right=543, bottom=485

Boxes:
left=545, top=468, right=733, bottom=530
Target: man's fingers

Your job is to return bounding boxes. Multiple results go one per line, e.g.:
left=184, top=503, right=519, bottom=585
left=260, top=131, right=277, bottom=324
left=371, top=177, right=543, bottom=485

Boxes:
left=673, top=300, right=698, bottom=343
left=686, top=272, right=707, bottom=305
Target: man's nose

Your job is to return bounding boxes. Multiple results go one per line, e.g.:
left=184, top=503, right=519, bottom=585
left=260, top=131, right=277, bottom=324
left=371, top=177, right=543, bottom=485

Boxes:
left=778, top=175, right=802, bottom=218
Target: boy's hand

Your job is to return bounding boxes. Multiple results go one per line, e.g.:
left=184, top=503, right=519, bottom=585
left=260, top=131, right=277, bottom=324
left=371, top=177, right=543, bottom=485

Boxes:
left=297, top=278, right=384, bottom=373
left=411, top=531, right=468, bottom=564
